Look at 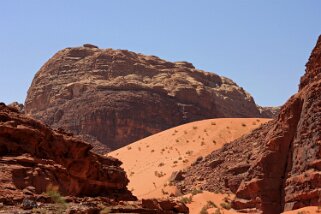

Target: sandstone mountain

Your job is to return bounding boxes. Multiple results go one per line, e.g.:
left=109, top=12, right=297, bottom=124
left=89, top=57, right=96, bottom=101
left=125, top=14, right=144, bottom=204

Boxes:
left=25, top=46, right=274, bottom=152
left=175, top=36, right=321, bottom=213
left=0, top=103, right=188, bottom=213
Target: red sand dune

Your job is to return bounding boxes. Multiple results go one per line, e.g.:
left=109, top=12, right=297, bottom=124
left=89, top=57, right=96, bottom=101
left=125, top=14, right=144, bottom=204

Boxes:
left=108, top=118, right=270, bottom=200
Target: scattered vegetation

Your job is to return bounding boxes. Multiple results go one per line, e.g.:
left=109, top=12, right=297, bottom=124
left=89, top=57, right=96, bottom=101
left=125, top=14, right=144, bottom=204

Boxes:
left=212, top=140, right=217, bottom=144
left=200, top=206, right=209, bottom=214
left=207, top=200, right=217, bottom=208
left=201, top=141, right=205, bottom=146
left=180, top=196, right=193, bottom=204
left=186, top=150, right=193, bottom=155
left=214, top=209, right=222, bottom=214
left=45, top=184, right=68, bottom=213
left=176, top=139, right=179, bottom=142
left=183, top=159, right=189, bottom=163
left=198, top=200, right=218, bottom=214
left=204, top=129, right=207, bottom=132
left=220, top=202, right=231, bottom=210
left=191, top=188, right=203, bottom=195
left=226, top=126, right=230, bottom=129
left=173, top=160, right=178, bottom=164
left=127, top=146, right=132, bottom=150
left=193, top=126, right=198, bottom=130
left=151, top=149, right=155, bottom=153
left=211, top=121, right=216, bottom=125
left=158, top=162, right=165, bottom=167
left=138, top=146, right=141, bottom=151
left=252, top=121, right=257, bottom=125
left=241, top=123, right=247, bottom=127
left=178, top=157, right=182, bottom=160
left=154, top=170, right=166, bottom=177
left=129, top=171, right=135, bottom=176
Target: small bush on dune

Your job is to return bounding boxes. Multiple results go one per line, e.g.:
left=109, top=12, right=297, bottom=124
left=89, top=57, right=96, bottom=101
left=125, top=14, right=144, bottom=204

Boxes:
left=220, top=202, right=231, bottom=210
left=214, top=209, right=222, bottom=214
left=186, top=150, right=193, bottom=155
left=200, top=206, right=208, bottom=214
left=191, top=188, right=203, bottom=195
left=154, top=170, right=166, bottom=177
left=207, top=200, right=217, bottom=208
left=158, top=162, right=165, bottom=167
left=180, top=196, right=193, bottom=204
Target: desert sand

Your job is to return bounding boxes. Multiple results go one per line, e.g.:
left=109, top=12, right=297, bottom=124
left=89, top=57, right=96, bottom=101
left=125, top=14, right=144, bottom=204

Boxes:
left=108, top=118, right=270, bottom=200
left=178, top=191, right=238, bottom=214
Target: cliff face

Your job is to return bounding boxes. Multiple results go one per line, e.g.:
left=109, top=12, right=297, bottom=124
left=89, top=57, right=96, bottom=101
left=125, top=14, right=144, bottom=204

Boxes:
left=175, top=36, right=321, bottom=213
left=25, top=45, right=268, bottom=151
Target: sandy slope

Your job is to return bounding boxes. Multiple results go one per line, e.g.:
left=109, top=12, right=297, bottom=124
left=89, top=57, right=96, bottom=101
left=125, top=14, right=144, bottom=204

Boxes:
left=108, top=118, right=270, bottom=200
left=179, top=191, right=238, bottom=214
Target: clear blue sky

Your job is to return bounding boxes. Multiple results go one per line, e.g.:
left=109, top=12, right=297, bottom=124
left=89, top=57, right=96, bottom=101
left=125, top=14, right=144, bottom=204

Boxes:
left=0, top=1, right=320, bottom=106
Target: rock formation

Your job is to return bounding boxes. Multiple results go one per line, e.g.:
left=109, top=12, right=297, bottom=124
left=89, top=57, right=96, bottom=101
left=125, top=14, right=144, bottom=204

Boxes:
left=8, top=101, right=24, bottom=113
left=0, top=103, right=134, bottom=200
left=25, top=45, right=272, bottom=151
left=257, top=105, right=280, bottom=118
left=0, top=103, right=188, bottom=213
left=175, top=35, right=321, bottom=213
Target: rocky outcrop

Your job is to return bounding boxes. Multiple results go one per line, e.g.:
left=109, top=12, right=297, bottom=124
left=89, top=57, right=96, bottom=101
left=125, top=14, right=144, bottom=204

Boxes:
left=0, top=103, right=134, bottom=202
left=0, top=103, right=188, bottom=213
left=25, top=45, right=269, bottom=151
left=176, top=35, right=321, bottom=213
left=257, top=106, right=280, bottom=118
left=8, top=102, right=24, bottom=113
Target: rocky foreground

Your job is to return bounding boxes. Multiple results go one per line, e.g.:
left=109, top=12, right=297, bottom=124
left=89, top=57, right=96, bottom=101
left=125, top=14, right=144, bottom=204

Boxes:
left=0, top=103, right=188, bottom=213
left=25, top=45, right=276, bottom=152
left=175, top=35, right=321, bottom=213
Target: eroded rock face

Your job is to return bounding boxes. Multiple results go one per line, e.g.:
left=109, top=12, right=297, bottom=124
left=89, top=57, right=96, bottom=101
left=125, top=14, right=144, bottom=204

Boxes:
left=257, top=106, right=280, bottom=118
left=0, top=103, right=188, bottom=213
left=0, top=103, right=135, bottom=203
left=25, top=45, right=267, bottom=151
left=176, top=35, right=321, bottom=213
